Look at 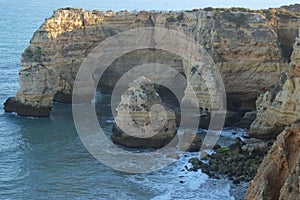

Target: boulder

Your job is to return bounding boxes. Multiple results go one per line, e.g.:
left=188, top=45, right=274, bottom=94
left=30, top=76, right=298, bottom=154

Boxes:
left=235, top=111, right=256, bottom=128
left=228, top=137, right=245, bottom=154
left=242, top=138, right=272, bottom=157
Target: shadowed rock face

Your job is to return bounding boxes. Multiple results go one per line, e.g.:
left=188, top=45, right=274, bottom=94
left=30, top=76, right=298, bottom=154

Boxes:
left=250, top=32, right=300, bottom=139
left=245, top=124, right=300, bottom=200
left=5, top=8, right=294, bottom=117
left=276, top=19, right=300, bottom=61
left=4, top=97, right=51, bottom=117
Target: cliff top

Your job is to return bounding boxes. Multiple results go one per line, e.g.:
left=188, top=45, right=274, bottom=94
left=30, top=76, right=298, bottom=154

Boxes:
left=55, top=5, right=300, bottom=18
left=280, top=3, right=300, bottom=12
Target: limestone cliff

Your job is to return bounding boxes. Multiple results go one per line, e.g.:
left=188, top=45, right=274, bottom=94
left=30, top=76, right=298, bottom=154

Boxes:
left=249, top=31, right=300, bottom=139
left=5, top=8, right=290, bottom=117
left=245, top=124, right=300, bottom=200
left=276, top=19, right=300, bottom=60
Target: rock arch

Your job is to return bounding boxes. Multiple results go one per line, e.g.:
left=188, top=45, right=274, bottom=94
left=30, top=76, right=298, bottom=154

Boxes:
left=4, top=8, right=288, bottom=122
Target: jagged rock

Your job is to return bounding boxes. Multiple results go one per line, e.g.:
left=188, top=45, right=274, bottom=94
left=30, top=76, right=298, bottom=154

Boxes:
left=235, top=111, right=256, bottom=128
left=250, top=31, right=300, bottom=139
left=111, top=76, right=177, bottom=148
left=228, top=137, right=245, bottom=154
left=4, top=97, right=51, bottom=117
left=4, top=8, right=291, bottom=117
left=4, top=64, right=60, bottom=116
left=179, top=131, right=202, bottom=152
left=245, top=124, right=300, bottom=200
left=241, top=138, right=271, bottom=157
left=198, top=143, right=264, bottom=182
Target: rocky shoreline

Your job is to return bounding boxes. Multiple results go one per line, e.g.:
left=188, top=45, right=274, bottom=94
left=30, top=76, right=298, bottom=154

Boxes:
left=187, top=137, right=272, bottom=184
left=3, top=4, right=300, bottom=199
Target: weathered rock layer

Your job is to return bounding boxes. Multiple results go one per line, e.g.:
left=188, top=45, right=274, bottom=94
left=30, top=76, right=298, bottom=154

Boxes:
left=5, top=8, right=296, bottom=117
left=250, top=31, right=300, bottom=139
left=246, top=124, right=300, bottom=200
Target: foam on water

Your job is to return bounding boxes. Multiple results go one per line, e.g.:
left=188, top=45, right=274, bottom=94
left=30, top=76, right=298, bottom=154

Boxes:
left=125, top=152, right=235, bottom=200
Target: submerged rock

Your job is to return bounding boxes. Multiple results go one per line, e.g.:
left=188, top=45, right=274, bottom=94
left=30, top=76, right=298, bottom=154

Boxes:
left=167, top=153, right=180, bottom=159
left=111, top=76, right=177, bottom=149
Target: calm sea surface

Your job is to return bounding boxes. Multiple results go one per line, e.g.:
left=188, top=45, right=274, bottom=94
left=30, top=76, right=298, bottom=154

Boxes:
left=0, top=0, right=248, bottom=199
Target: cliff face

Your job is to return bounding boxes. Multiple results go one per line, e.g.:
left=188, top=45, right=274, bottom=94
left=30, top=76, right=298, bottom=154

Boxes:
left=249, top=32, right=300, bottom=139
left=5, top=8, right=291, bottom=117
left=245, top=124, right=300, bottom=200
left=276, top=19, right=300, bottom=60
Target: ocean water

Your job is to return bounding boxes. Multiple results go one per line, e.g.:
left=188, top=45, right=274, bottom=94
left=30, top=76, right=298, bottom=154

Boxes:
left=0, top=0, right=249, bottom=199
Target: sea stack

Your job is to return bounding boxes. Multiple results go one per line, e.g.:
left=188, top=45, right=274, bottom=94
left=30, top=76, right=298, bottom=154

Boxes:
left=111, top=76, right=177, bottom=148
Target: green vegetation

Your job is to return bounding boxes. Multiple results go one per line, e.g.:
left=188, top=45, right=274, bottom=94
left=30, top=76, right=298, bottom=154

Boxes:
left=202, top=6, right=300, bottom=21
left=215, top=146, right=229, bottom=153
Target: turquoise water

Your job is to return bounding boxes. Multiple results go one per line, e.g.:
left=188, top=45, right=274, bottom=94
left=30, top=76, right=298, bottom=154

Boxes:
left=0, top=0, right=252, bottom=199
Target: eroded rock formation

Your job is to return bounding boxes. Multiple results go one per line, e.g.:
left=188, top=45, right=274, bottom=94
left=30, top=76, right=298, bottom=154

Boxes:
left=250, top=31, right=300, bottom=139
left=276, top=19, right=300, bottom=60
left=111, top=76, right=177, bottom=148
left=245, top=123, right=300, bottom=200
left=5, top=8, right=295, bottom=117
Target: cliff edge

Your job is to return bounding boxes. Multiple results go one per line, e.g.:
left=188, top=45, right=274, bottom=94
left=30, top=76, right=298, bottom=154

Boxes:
left=4, top=8, right=290, bottom=118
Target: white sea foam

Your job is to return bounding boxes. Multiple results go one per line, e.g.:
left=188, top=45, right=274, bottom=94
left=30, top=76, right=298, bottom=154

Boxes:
left=126, top=152, right=235, bottom=200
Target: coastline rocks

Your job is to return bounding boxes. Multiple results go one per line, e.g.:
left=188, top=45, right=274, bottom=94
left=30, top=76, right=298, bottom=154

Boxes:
left=245, top=124, right=300, bottom=200
left=249, top=32, right=300, bottom=139
left=4, top=97, right=51, bottom=117
left=235, top=111, right=256, bottom=128
left=111, top=76, right=177, bottom=149
left=5, top=8, right=290, bottom=117
left=179, top=131, right=202, bottom=152
left=228, top=137, right=245, bottom=154
left=241, top=138, right=272, bottom=157
left=4, top=64, right=60, bottom=117
left=189, top=137, right=270, bottom=183
left=189, top=151, right=264, bottom=182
